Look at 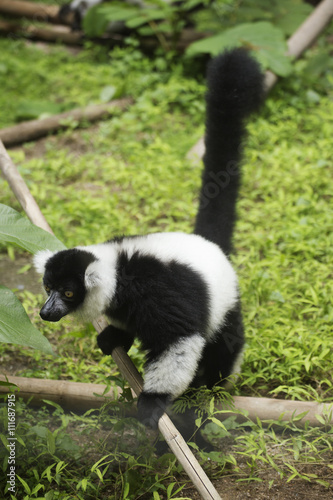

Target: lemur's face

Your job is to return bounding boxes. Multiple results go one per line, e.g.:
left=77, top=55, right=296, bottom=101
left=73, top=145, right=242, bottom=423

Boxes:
left=34, top=249, right=96, bottom=322
left=40, top=274, right=85, bottom=322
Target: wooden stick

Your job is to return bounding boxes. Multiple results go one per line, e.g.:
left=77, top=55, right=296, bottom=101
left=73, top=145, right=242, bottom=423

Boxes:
left=0, top=144, right=221, bottom=500
left=0, top=98, right=132, bottom=147
left=0, top=141, right=53, bottom=232
left=221, top=395, right=332, bottom=428
left=0, top=0, right=73, bottom=25
left=0, top=19, right=83, bottom=44
left=187, top=0, right=333, bottom=162
left=1, top=374, right=331, bottom=428
left=0, top=373, right=134, bottom=412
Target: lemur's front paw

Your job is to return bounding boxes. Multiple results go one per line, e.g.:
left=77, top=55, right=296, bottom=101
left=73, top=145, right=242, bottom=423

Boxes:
left=97, top=326, right=128, bottom=355
left=137, top=392, right=171, bottom=429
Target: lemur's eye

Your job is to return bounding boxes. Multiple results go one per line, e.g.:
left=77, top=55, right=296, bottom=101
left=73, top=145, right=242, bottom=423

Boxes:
left=64, top=291, right=74, bottom=298
left=44, top=285, right=51, bottom=293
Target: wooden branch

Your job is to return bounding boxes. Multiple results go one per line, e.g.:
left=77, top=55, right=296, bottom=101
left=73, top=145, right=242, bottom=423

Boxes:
left=187, top=0, right=333, bottom=162
left=0, top=0, right=73, bottom=25
left=0, top=143, right=221, bottom=500
left=1, top=374, right=331, bottom=428
left=0, top=141, right=53, bottom=232
left=0, top=98, right=132, bottom=147
left=0, top=19, right=83, bottom=45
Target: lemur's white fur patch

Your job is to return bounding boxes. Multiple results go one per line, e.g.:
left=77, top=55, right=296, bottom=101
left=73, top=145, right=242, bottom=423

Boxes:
left=143, top=333, right=206, bottom=398
left=33, top=250, right=55, bottom=275
left=75, top=244, right=118, bottom=322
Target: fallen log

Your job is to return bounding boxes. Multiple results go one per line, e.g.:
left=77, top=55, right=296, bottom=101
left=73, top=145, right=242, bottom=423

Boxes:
left=0, top=97, right=133, bottom=147
left=187, top=0, right=333, bottom=162
left=0, top=17, right=207, bottom=51
left=1, top=375, right=331, bottom=428
left=0, top=141, right=221, bottom=500
left=0, top=0, right=73, bottom=25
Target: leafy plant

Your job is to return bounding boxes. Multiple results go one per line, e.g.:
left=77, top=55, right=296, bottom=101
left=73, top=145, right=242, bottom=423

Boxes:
left=187, top=21, right=292, bottom=76
left=0, top=285, right=54, bottom=355
left=83, top=0, right=209, bottom=44
left=0, top=204, right=64, bottom=353
left=82, top=0, right=314, bottom=76
left=0, top=204, right=65, bottom=254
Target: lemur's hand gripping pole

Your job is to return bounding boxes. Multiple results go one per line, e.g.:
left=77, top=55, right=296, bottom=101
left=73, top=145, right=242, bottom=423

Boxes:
left=93, top=316, right=222, bottom=500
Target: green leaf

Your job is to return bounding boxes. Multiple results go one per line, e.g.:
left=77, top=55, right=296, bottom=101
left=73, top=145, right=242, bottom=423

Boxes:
left=0, top=204, right=65, bottom=254
left=16, top=475, right=31, bottom=495
left=269, top=290, right=285, bottom=303
left=274, top=1, right=313, bottom=36
left=187, top=22, right=292, bottom=77
left=100, top=85, right=117, bottom=103
left=210, top=417, right=227, bottom=431
left=0, top=286, right=54, bottom=355
left=83, top=3, right=140, bottom=36
left=15, top=100, right=64, bottom=121
left=47, top=430, right=56, bottom=455
left=126, top=9, right=166, bottom=29
left=82, top=5, right=111, bottom=37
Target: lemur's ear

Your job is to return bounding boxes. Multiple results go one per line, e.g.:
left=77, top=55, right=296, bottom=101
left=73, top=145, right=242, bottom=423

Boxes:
left=33, top=250, right=55, bottom=275
left=84, top=261, right=103, bottom=289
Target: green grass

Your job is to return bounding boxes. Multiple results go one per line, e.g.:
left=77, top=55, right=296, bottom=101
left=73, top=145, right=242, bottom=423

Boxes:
left=0, top=33, right=332, bottom=499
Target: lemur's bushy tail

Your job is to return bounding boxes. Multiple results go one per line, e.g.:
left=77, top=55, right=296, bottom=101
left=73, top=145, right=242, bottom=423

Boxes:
left=194, top=48, right=264, bottom=255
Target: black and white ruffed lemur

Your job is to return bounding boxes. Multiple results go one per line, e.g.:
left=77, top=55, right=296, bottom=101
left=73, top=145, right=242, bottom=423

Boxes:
left=34, top=48, right=264, bottom=436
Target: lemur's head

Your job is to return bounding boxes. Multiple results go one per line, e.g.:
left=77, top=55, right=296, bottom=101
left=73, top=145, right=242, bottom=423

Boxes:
left=34, top=248, right=110, bottom=322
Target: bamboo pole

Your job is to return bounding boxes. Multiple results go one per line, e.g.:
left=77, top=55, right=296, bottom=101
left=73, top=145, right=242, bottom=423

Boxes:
left=0, top=142, right=221, bottom=500
left=1, top=374, right=332, bottom=428
left=187, top=0, right=333, bottom=162
left=0, top=19, right=83, bottom=44
left=0, top=141, right=53, bottom=232
left=0, top=0, right=73, bottom=24
left=0, top=374, right=133, bottom=412
left=0, top=98, right=132, bottom=147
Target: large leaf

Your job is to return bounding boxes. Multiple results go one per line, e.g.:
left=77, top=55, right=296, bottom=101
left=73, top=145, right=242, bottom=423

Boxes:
left=273, top=1, right=313, bottom=36
left=0, top=204, right=65, bottom=254
left=187, top=21, right=292, bottom=77
left=0, top=286, right=54, bottom=355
